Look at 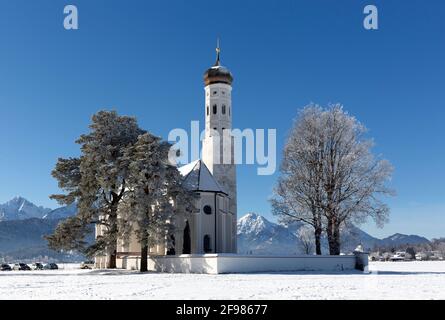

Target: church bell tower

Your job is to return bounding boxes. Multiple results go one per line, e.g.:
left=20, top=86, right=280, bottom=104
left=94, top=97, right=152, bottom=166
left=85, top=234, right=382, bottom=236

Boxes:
left=202, top=41, right=237, bottom=252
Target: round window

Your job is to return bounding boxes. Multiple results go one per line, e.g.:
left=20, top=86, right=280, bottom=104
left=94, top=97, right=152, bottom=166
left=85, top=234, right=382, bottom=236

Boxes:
left=203, top=205, right=212, bottom=215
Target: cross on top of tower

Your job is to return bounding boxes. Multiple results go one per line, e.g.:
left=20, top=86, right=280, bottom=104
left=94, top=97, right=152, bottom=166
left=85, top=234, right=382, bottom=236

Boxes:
left=203, top=38, right=233, bottom=86
left=215, top=38, right=221, bottom=66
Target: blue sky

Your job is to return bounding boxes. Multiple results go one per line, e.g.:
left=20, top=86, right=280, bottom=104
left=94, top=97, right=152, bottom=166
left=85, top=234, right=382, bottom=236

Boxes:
left=0, top=0, right=444, bottom=239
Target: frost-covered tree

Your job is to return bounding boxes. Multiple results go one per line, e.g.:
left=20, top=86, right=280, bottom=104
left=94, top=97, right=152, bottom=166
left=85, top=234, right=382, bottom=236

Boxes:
left=46, top=216, right=92, bottom=253
left=432, top=239, right=445, bottom=258
left=271, top=106, right=326, bottom=255
left=297, top=225, right=315, bottom=255
left=121, top=133, right=197, bottom=272
left=46, top=158, right=91, bottom=254
left=48, top=111, right=144, bottom=268
left=318, top=105, right=394, bottom=255
left=273, top=104, right=394, bottom=256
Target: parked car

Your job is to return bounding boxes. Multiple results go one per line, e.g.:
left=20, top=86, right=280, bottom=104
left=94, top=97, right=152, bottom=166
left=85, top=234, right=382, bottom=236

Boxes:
left=80, top=261, right=95, bottom=269
left=43, top=263, right=58, bottom=270
left=13, top=263, right=31, bottom=271
left=31, top=263, right=44, bottom=270
left=389, top=253, right=405, bottom=262
left=1, top=264, right=12, bottom=271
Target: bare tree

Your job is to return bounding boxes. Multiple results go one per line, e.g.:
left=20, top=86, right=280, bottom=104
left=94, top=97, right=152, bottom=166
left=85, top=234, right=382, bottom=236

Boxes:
left=273, top=104, right=395, bottom=255
left=271, top=106, right=326, bottom=255
left=319, top=105, right=394, bottom=255
left=297, top=225, right=315, bottom=255
left=432, top=238, right=445, bottom=259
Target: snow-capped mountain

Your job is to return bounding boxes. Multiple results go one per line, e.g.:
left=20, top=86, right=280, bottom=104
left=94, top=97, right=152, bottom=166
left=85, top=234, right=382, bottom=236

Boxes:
left=238, top=212, right=283, bottom=237
left=43, top=202, right=77, bottom=220
left=0, top=197, right=78, bottom=222
left=239, top=212, right=360, bottom=255
left=0, top=198, right=82, bottom=261
left=237, top=213, right=432, bottom=255
left=238, top=213, right=303, bottom=255
left=0, top=197, right=52, bottom=221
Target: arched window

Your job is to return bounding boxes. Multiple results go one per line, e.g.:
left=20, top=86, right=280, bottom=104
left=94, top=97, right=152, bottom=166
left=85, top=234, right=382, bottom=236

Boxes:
left=213, top=104, right=217, bottom=114
left=204, top=235, right=212, bottom=253
left=203, top=205, right=212, bottom=215
left=222, top=105, right=226, bottom=115
left=167, top=235, right=176, bottom=256
left=183, top=221, right=191, bottom=254
left=207, top=106, right=209, bottom=116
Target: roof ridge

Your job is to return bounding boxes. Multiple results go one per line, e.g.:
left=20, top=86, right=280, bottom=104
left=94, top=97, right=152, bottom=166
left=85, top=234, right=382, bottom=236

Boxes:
left=180, top=160, right=200, bottom=182
left=198, top=161, right=226, bottom=194
left=179, top=160, right=227, bottom=195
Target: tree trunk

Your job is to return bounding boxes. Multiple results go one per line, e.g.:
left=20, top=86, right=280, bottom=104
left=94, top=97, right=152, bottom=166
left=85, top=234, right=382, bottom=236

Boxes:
left=312, top=207, right=323, bottom=255
left=326, top=219, right=341, bottom=255
left=332, top=223, right=341, bottom=255
left=314, top=226, right=322, bottom=255
left=108, top=249, right=117, bottom=269
left=106, top=203, right=119, bottom=269
left=326, top=220, right=335, bottom=255
left=140, top=231, right=149, bottom=272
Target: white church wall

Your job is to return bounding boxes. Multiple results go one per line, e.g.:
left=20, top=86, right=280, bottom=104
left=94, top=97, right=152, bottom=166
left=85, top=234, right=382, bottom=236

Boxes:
left=140, top=254, right=365, bottom=274
left=148, top=254, right=219, bottom=274
left=199, top=192, right=217, bottom=253
left=216, top=255, right=358, bottom=274
left=192, top=197, right=202, bottom=253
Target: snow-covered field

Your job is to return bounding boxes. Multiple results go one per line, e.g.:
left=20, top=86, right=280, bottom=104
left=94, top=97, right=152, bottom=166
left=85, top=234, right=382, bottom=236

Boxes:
left=0, top=261, right=444, bottom=300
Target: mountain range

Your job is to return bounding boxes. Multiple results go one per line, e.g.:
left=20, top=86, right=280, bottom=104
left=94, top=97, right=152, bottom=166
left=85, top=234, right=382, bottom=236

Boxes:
left=0, top=218, right=85, bottom=261
left=0, top=197, right=432, bottom=260
left=0, top=197, right=81, bottom=262
left=0, top=196, right=76, bottom=221
left=238, top=213, right=430, bottom=255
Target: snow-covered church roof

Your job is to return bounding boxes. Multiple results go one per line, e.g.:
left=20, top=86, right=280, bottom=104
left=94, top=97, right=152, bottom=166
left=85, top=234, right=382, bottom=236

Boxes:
left=179, top=160, right=227, bottom=195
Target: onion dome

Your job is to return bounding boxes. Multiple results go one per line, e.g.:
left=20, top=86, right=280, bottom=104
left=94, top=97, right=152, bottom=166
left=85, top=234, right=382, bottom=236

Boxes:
left=203, top=40, right=233, bottom=86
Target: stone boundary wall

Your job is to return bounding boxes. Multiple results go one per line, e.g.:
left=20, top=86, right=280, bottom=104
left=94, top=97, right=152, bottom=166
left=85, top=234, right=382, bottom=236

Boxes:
left=112, top=253, right=369, bottom=274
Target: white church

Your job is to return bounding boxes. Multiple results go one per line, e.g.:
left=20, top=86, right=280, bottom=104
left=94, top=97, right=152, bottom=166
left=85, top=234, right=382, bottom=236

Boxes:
left=95, top=45, right=369, bottom=274
left=95, top=44, right=238, bottom=270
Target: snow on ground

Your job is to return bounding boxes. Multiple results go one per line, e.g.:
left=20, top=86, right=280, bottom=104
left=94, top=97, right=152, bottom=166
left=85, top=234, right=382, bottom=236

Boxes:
left=0, top=261, right=444, bottom=300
